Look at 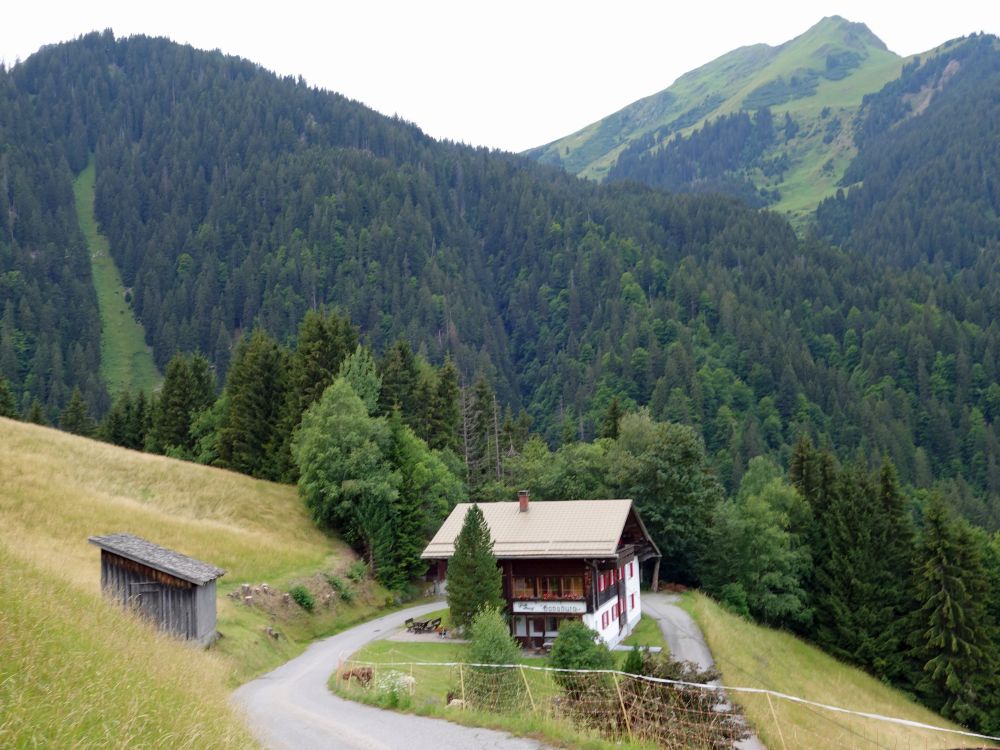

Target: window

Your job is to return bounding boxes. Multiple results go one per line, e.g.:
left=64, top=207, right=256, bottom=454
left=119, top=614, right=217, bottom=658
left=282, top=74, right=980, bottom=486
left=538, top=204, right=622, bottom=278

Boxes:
left=514, top=616, right=527, bottom=636
left=630, top=593, right=636, bottom=610
left=602, top=611, right=608, bottom=629
left=561, top=576, right=584, bottom=599
left=545, top=617, right=560, bottom=634
left=629, top=561, right=634, bottom=578
left=598, top=573, right=605, bottom=592
left=512, top=577, right=534, bottom=598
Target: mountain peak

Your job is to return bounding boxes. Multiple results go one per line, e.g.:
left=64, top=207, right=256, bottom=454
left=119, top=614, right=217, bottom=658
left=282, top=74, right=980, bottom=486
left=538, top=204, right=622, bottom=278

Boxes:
left=800, top=15, right=889, bottom=52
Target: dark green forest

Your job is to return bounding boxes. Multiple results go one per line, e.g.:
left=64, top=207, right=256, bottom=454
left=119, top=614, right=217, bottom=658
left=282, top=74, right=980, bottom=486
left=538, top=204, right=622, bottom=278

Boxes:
left=2, top=29, right=1000, bottom=731
left=607, top=108, right=781, bottom=206
left=2, top=32, right=1000, bottom=529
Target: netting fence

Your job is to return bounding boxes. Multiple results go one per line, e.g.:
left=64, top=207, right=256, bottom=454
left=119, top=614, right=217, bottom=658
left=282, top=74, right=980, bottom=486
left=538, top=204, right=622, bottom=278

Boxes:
left=334, top=658, right=1000, bottom=750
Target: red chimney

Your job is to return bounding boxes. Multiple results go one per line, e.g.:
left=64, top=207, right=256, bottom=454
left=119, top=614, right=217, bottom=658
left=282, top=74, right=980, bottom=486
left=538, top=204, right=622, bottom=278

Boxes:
left=518, top=490, right=530, bottom=513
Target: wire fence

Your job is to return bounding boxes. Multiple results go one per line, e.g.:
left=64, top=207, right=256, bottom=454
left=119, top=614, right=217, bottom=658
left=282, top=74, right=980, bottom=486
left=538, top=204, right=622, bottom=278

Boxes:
left=334, top=658, right=1000, bottom=750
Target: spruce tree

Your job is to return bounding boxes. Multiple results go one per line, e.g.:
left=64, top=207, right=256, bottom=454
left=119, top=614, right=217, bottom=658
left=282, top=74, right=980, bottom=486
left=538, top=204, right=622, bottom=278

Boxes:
left=59, top=387, right=94, bottom=436
left=911, top=496, right=995, bottom=726
left=378, top=339, right=419, bottom=422
left=447, top=504, right=503, bottom=630
left=337, top=345, right=381, bottom=415
left=149, top=353, right=194, bottom=452
left=428, top=356, right=461, bottom=453
left=287, top=309, right=357, bottom=415
left=600, top=397, right=624, bottom=440
left=99, top=388, right=132, bottom=446
left=127, top=391, right=151, bottom=450
left=218, top=329, right=288, bottom=480
left=0, top=376, right=17, bottom=419
left=26, top=398, right=47, bottom=425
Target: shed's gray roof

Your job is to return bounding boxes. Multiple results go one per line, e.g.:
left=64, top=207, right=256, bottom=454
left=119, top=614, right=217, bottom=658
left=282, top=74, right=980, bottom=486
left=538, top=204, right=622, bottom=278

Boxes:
left=88, top=533, right=225, bottom=585
left=421, top=499, right=644, bottom=559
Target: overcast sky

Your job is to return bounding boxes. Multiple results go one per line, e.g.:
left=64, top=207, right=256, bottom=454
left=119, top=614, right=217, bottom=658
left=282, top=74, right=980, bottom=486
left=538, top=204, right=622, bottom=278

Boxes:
left=3, top=1, right=997, bottom=152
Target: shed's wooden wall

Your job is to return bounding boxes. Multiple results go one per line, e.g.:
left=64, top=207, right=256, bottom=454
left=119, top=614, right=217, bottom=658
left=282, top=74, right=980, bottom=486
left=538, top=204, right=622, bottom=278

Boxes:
left=100, top=551, right=217, bottom=645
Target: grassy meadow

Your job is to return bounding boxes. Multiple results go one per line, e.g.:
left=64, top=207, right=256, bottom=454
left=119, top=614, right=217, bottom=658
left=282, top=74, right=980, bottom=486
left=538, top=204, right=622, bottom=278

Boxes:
left=74, top=160, right=162, bottom=396
left=0, top=418, right=390, bottom=747
left=683, top=591, right=997, bottom=750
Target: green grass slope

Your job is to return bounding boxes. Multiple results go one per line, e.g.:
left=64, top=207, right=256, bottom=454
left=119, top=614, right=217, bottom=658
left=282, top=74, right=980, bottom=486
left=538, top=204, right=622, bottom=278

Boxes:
left=682, top=591, right=997, bottom=750
left=0, top=417, right=390, bottom=747
left=74, top=160, right=162, bottom=396
left=527, top=16, right=905, bottom=223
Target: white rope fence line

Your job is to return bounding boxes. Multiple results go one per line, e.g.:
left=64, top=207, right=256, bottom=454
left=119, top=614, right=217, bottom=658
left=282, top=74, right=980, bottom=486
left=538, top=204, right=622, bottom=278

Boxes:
left=340, top=658, right=1000, bottom=744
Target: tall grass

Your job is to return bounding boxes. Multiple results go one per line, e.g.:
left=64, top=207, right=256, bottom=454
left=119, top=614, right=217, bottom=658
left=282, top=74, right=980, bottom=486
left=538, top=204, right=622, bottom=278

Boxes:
left=0, top=418, right=370, bottom=746
left=73, top=160, right=161, bottom=396
left=0, top=544, right=254, bottom=749
left=683, top=591, right=997, bottom=750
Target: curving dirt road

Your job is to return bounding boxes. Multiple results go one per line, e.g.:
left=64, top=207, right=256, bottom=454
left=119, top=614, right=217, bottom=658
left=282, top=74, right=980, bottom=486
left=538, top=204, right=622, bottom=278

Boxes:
left=232, top=601, right=551, bottom=750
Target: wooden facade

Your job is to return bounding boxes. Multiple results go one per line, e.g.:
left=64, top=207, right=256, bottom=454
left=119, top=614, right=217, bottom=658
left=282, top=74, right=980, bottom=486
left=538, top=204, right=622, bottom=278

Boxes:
left=89, top=534, right=224, bottom=646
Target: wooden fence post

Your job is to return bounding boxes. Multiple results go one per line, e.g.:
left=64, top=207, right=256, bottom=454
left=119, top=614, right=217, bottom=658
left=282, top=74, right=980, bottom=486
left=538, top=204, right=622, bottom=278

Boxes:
left=519, top=664, right=536, bottom=712
left=613, top=672, right=633, bottom=742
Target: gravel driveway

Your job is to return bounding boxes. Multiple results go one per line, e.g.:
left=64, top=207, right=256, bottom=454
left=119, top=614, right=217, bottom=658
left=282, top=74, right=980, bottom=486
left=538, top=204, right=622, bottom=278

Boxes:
left=231, top=601, right=551, bottom=750
left=642, top=592, right=766, bottom=750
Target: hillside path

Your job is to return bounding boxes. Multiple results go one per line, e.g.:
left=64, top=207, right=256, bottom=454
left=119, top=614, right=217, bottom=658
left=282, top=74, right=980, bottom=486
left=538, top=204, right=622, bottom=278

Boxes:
left=643, top=592, right=767, bottom=750
left=232, top=601, right=551, bottom=750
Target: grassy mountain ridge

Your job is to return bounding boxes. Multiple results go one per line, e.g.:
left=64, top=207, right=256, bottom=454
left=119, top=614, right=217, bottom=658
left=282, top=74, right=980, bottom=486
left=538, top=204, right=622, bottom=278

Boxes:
left=527, top=16, right=905, bottom=220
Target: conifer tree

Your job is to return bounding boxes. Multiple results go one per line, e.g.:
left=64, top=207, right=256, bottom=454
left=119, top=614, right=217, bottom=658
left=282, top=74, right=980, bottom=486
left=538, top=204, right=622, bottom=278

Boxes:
left=378, top=339, right=419, bottom=418
left=26, top=398, right=47, bottom=425
left=218, top=329, right=287, bottom=479
left=59, top=387, right=94, bottom=436
left=911, top=496, right=995, bottom=726
left=337, top=345, right=381, bottom=415
left=126, top=391, right=151, bottom=450
left=155, top=354, right=214, bottom=453
left=286, top=309, right=357, bottom=415
left=600, top=397, right=624, bottom=440
left=99, top=388, right=132, bottom=446
left=428, top=356, right=461, bottom=453
left=0, top=376, right=17, bottom=419
left=447, top=504, right=503, bottom=630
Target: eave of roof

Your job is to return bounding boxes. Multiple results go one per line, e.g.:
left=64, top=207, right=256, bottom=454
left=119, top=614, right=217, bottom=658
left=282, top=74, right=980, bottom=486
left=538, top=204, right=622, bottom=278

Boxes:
left=89, top=533, right=225, bottom=585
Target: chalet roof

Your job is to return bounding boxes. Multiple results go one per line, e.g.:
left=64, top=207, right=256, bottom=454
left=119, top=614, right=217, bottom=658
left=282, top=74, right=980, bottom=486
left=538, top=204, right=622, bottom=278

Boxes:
left=88, top=533, right=225, bottom=586
left=421, top=499, right=659, bottom=560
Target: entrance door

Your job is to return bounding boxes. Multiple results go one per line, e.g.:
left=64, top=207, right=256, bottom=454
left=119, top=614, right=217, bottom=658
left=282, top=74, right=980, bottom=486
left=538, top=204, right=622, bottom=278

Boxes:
left=129, top=581, right=163, bottom=625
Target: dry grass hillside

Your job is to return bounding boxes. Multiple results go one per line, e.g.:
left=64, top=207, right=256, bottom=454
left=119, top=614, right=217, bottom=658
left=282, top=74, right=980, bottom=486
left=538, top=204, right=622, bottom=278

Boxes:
left=0, top=417, right=380, bottom=748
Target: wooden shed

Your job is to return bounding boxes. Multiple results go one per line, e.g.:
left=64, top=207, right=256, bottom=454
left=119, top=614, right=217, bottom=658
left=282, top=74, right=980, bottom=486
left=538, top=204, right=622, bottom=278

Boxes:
left=88, top=533, right=225, bottom=646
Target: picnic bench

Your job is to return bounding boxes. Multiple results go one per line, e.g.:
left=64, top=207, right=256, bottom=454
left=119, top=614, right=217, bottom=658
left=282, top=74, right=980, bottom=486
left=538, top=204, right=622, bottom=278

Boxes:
left=406, top=616, right=442, bottom=634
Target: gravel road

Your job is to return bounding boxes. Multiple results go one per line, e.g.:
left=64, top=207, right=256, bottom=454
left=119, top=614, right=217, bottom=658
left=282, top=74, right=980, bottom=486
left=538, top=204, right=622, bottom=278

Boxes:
left=643, top=592, right=767, bottom=750
left=231, top=601, right=551, bottom=750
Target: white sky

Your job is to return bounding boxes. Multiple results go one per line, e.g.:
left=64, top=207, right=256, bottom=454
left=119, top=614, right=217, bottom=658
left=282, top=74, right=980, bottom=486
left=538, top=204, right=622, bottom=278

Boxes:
left=2, top=2, right=997, bottom=153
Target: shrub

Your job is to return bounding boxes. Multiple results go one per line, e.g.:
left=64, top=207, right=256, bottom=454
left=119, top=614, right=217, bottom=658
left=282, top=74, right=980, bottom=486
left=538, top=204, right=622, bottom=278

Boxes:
left=623, top=644, right=645, bottom=676
left=347, top=560, right=367, bottom=582
left=465, top=606, right=525, bottom=712
left=339, top=586, right=355, bottom=603
left=325, top=573, right=345, bottom=591
left=289, top=585, right=315, bottom=612
left=549, top=620, right=615, bottom=704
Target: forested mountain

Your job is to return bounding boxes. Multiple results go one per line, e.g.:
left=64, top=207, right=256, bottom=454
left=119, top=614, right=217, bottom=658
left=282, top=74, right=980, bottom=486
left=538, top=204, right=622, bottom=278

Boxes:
left=526, top=16, right=904, bottom=220
left=3, top=30, right=1000, bottom=527
left=815, top=34, right=1000, bottom=268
